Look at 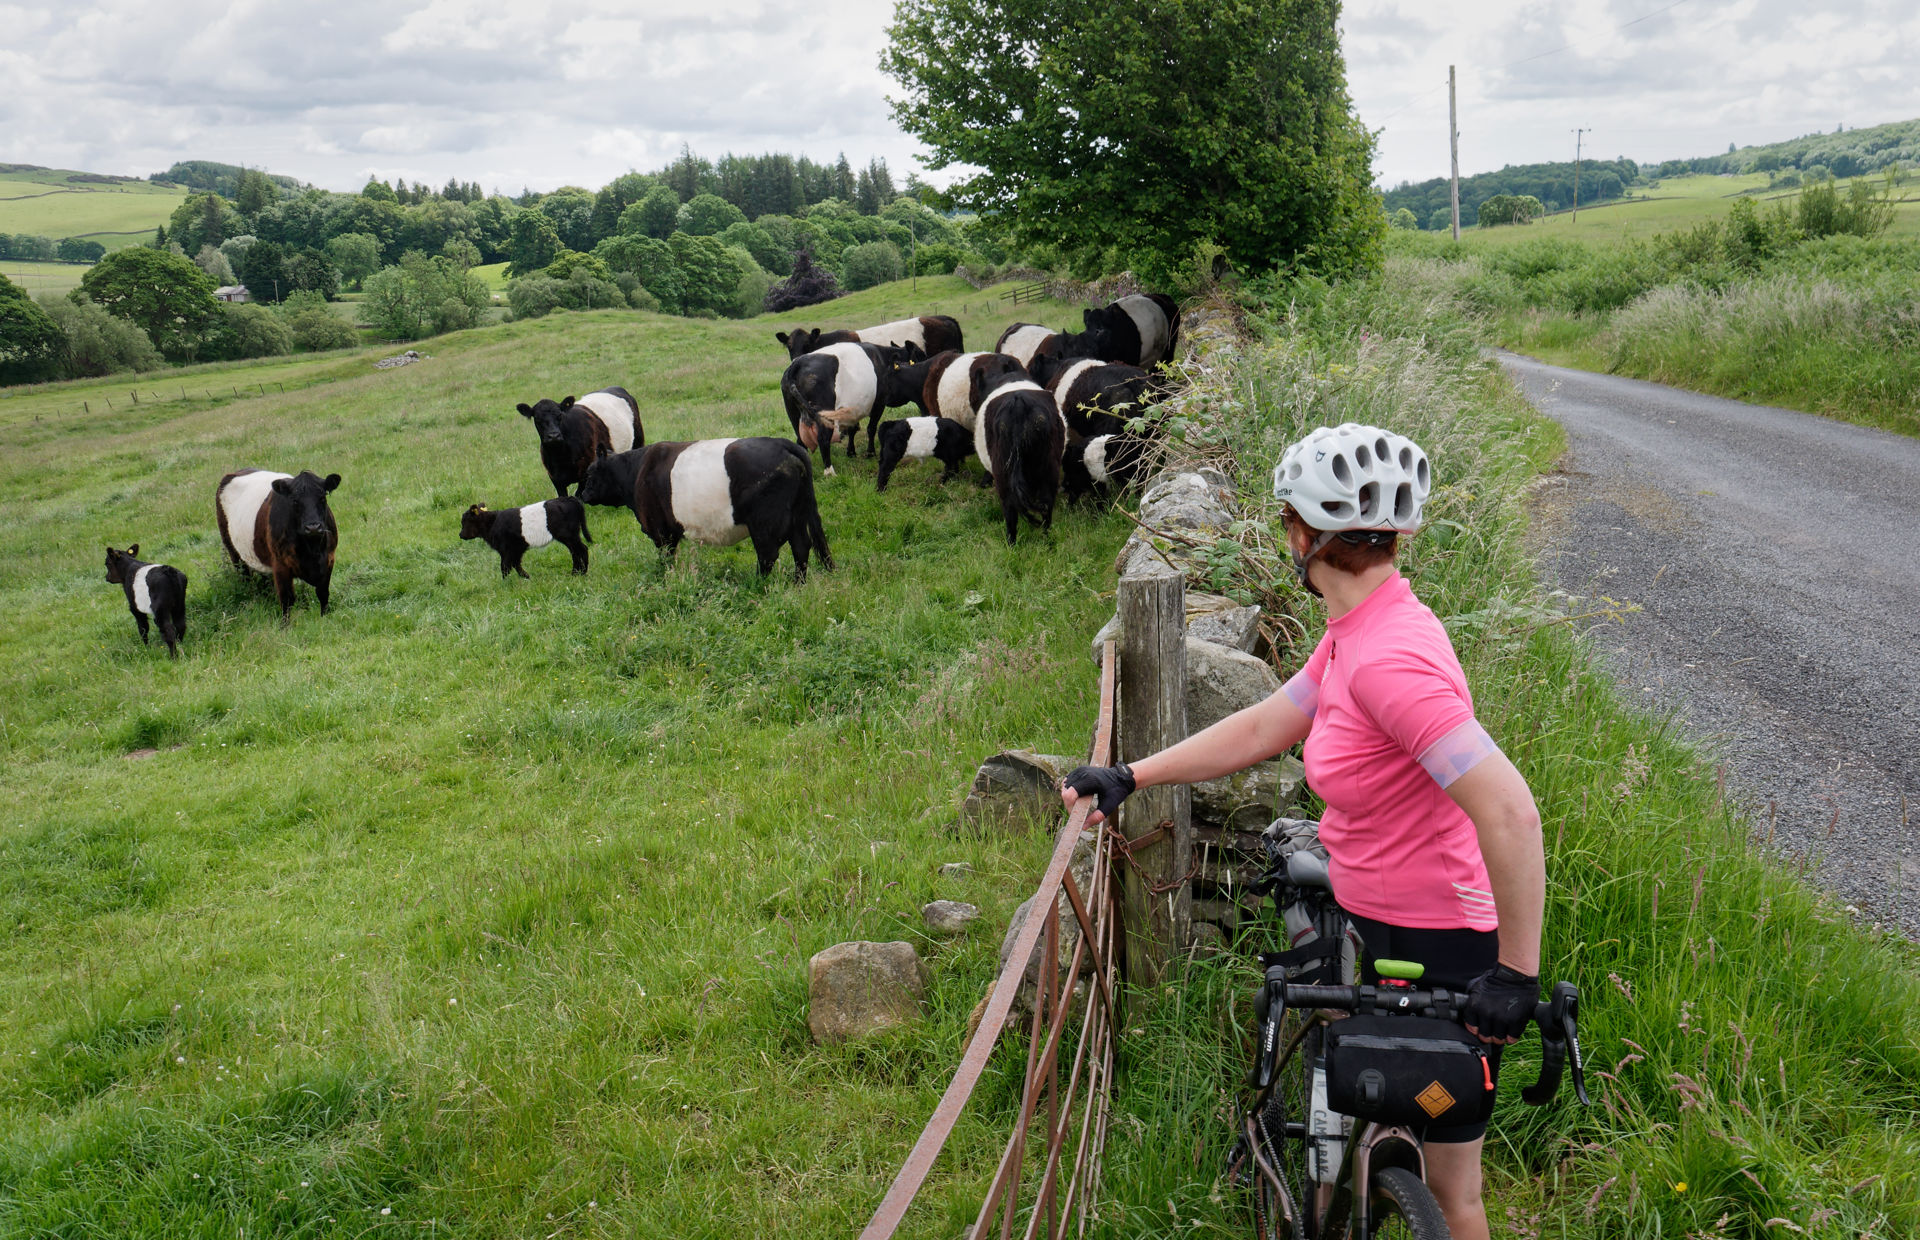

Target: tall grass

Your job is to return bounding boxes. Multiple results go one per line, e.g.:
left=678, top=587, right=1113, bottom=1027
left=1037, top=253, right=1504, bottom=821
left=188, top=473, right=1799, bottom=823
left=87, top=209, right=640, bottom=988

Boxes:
left=1095, top=269, right=1920, bottom=1239
left=1607, top=277, right=1920, bottom=434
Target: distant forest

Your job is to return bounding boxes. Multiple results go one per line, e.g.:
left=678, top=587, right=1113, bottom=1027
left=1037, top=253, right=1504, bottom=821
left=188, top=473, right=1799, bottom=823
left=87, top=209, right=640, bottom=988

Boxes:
left=1382, top=117, right=1919, bottom=231
left=1646, top=117, right=1920, bottom=182
left=1382, top=159, right=1637, bottom=230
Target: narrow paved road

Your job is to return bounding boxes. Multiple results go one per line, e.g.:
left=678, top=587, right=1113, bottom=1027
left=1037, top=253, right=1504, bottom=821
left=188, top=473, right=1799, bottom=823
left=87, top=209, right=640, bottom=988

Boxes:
left=1499, top=352, right=1920, bottom=935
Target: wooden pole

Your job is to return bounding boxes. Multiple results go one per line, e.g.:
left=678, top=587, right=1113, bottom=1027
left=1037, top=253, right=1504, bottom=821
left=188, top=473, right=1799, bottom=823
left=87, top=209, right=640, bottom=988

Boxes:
left=1572, top=128, right=1589, bottom=222
left=1449, top=66, right=1461, bottom=242
left=1116, top=568, right=1191, bottom=985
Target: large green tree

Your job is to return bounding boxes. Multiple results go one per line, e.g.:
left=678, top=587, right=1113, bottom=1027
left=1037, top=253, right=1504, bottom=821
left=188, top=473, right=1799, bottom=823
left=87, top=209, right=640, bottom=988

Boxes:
left=882, top=0, right=1383, bottom=281
left=0, top=273, right=67, bottom=384
left=77, top=247, right=218, bottom=360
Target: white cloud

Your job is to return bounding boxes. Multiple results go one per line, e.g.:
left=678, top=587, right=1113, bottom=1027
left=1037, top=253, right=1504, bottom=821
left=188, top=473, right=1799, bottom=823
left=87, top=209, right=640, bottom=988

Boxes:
left=1349, top=0, right=1920, bottom=186
left=1, top=0, right=1913, bottom=195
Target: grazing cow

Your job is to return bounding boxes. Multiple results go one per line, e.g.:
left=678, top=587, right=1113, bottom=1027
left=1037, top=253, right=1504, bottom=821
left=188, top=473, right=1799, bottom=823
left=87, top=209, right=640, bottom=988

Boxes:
left=992, top=321, right=1109, bottom=370
left=880, top=347, right=937, bottom=415
left=573, top=447, right=648, bottom=511
left=1080, top=294, right=1181, bottom=368
left=776, top=315, right=961, bottom=359
left=781, top=341, right=921, bottom=472
left=595, top=438, right=831, bottom=580
left=921, top=350, right=1027, bottom=429
left=875, top=417, right=973, bottom=491
left=216, top=468, right=340, bottom=619
left=971, top=371, right=1065, bottom=545
left=516, top=386, right=643, bottom=496
left=1063, top=434, right=1149, bottom=504
left=1030, top=355, right=1156, bottom=440
left=460, top=498, right=593, bottom=578
left=103, top=544, right=187, bottom=658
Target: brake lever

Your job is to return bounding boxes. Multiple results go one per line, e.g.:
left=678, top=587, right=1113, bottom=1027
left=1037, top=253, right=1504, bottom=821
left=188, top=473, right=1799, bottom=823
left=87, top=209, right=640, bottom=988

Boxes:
left=1249, top=974, right=1287, bottom=1089
left=1520, top=982, right=1587, bottom=1106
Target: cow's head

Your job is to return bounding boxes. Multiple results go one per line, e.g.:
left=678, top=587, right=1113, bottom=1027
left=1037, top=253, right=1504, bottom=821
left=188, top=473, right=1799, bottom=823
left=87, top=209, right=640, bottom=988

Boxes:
left=969, top=356, right=1028, bottom=411
left=577, top=452, right=634, bottom=508
left=776, top=328, right=822, bottom=359
left=880, top=341, right=927, bottom=368
left=459, top=504, right=491, bottom=540
left=517, top=397, right=578, bottom=445
left=270, top=471, right=340, bottom=540
left=1074, top=309, right=1118, bottom=359
left=104, top=544, right=138, bottom=584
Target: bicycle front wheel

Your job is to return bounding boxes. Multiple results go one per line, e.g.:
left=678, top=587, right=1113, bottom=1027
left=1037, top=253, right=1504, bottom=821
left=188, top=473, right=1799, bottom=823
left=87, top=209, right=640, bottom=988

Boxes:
left=1338, top=1165, right=1451, bottom=1240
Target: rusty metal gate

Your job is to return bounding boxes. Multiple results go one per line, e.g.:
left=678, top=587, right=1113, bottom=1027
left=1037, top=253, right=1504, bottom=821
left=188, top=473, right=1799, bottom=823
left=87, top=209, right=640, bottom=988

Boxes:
left=860, top=641, right=1121, bottom=1240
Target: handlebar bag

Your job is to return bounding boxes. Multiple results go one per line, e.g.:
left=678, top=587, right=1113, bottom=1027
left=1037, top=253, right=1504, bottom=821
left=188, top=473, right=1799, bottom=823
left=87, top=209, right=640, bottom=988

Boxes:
left=1323, top=1015, right=1495, bottom=1128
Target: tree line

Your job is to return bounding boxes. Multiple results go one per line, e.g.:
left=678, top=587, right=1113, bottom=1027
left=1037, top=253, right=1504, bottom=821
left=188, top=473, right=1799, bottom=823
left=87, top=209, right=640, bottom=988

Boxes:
left=1381, top=158, right=1638, bottom=230
left=0, top=234, right=107, bottom=263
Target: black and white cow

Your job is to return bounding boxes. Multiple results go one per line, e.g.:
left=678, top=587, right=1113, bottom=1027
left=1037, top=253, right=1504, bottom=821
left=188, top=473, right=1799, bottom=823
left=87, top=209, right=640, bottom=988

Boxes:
left=104, top=544, right=187, bottom=658
left=573, top=447, right=647, bottom=510
left=776, top=315, right=962, bottom=360
left=921, top=350, right=1027, bottom=428
left=216, top=468, right=341, bottom=619
left=460, top=498, right=593, bottom=578
left=1063, top=434, right=1149, bottom=505
left=992, top=321, right=1110, bottom=370
left=588, top=438, right=831, bottom=580
left=781, top=341, right=921, bottom=472
left=516, top=387, right=643, bottom=496
left=971, top=371, right=1065, bottom=545
left=1081, top=294, right=1180, bottom=368
left=1030, top=355, right=1156, bottom=440
left=875, top=417, right=973, bottom=491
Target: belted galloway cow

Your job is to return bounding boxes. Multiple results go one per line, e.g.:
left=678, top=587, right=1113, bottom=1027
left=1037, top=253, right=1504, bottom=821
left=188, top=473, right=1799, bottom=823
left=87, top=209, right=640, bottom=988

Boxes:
left=104, top=544, right=187, bottom=657
left=216, top=468, right=340, bottom=619
left=517, top=387, right=642, bottom=496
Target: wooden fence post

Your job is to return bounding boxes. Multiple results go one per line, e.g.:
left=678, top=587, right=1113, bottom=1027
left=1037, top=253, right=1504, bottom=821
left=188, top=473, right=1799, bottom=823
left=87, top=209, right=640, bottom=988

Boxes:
left=1116, top=567, right=1192, bottom=985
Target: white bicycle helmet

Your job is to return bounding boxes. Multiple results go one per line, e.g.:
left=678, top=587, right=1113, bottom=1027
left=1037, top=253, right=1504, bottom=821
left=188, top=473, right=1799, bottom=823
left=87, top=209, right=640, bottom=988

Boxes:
left=1272, top=423, right=1431, bottom=532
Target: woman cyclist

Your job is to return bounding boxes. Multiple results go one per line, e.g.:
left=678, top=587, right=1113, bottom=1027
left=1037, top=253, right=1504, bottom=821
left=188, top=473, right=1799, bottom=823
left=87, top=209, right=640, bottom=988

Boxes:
left=1062, top=423, right=1546, bottom=1240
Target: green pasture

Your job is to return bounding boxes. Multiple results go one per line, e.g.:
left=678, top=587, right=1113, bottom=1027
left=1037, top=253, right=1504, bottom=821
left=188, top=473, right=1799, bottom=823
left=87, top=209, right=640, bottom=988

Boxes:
left=471, top=261, right=512, bottom=292
left=0, top=169, right=187, bottom=246
left=0, top=259, right=88, bottom=297
left=0, top=277, right=1129, bottom=1236
left=1453, top=173, right=1920, bottom=247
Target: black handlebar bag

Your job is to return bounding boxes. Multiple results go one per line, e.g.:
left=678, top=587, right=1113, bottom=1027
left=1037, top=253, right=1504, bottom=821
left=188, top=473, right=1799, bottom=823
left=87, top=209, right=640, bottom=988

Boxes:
left=1323, top=1015, right=1496, bottom=1128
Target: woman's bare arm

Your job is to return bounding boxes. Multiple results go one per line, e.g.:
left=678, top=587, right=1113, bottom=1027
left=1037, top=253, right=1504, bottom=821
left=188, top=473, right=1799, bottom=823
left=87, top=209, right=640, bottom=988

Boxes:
left=1444, top=752, right=1545, bottom=976
left=1061, top=690, right=1313, bottom=824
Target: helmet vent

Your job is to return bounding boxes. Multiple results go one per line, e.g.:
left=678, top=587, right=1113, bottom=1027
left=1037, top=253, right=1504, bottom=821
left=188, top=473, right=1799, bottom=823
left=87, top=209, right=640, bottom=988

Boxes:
left=1393, top=483, right=1414, bottom=524
left=1354, top=444, right=1372, bottom=471
left=1288, top=462, right=1303, bottom=480
left=1331, top=454, right=1352, bottom=486
left=1416, top=457, right=1430, bottom=489
left=1375, top=436, right=1390, bottom=462
left=1320, top=500, right=1354, bottom=520
left=1356, top=482, right=1379, bottom=521
left=1398, top=446, right=1413, bottom=471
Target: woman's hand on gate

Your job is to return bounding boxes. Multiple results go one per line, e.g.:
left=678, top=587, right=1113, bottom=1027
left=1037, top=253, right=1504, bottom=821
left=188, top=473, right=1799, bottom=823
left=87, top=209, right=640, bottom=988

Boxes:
left=1060, top=763, right=1137, bottom=825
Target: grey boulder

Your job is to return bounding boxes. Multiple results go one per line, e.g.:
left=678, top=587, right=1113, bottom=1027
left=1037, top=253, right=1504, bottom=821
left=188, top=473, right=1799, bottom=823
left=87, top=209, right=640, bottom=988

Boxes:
left=807, top=941, right=928, bottom=1045
left=923, top=900, right=981, bottom=934
left=958, top=750, right=1074, bottom=832
left=1186, top=637, right=1282, bottom=734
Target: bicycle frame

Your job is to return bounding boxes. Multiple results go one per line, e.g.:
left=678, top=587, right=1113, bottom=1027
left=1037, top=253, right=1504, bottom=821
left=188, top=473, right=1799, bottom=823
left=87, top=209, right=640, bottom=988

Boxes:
left=1322, top=1118, right=1425, bottom=1238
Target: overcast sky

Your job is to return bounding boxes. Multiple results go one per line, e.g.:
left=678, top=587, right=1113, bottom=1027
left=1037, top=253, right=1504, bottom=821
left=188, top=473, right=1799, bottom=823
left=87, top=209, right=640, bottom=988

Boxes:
left=3, top=0, right=1915, bottom=195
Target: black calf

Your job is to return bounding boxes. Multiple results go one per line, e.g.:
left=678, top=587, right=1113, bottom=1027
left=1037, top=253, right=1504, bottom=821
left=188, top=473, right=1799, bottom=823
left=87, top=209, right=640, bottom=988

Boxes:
left=460, top=498, right=593, bottom=578
left=875, top=417, right=973, bottom=491
left=104, top=544, right=187, bottom=658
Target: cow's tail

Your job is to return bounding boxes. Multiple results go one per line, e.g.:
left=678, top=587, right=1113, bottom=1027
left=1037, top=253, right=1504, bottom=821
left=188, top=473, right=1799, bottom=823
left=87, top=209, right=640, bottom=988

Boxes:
left=580, top=506, right=594, bottom=544
left=1000, top=411, right=1048, bottom=521
left=1154, top=293, right=1181, bottom=364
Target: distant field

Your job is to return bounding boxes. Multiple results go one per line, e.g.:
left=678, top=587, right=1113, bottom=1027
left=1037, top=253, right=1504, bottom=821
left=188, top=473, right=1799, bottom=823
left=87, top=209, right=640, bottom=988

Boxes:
left=471, top=260, right=511, bottom=292
left=0, top=260, right=88, bottom=296
left=0, top=167, right=187, bottom=246
left=1450, top=173, right=1920, bottom=247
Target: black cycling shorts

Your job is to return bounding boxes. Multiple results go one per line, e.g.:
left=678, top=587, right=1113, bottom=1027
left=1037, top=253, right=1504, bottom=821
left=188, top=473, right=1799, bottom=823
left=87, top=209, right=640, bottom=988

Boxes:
left=1343, top=911, right=1502, bottom=1144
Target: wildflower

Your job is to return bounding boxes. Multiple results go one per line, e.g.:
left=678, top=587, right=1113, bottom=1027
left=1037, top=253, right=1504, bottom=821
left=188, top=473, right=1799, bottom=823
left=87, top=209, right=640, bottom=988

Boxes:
left=1674, top=1182, right=1688, bottom=1193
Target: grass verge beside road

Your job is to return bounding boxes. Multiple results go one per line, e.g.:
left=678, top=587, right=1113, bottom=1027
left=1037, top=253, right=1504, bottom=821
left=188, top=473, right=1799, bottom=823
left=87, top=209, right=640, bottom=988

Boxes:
left=1093, top=265, right=1920, bottom=1238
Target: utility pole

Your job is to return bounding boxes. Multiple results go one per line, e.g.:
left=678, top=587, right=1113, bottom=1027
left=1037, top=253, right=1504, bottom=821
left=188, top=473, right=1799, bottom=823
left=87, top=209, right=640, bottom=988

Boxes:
left=1572, top=128, right=1590, bottom=222
left=1449, top=66, right=1461, bottom=241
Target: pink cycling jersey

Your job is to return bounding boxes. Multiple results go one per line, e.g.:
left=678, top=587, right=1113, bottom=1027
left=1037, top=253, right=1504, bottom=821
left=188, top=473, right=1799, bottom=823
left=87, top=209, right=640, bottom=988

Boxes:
left=1281, top=572, right=1502, bottom=931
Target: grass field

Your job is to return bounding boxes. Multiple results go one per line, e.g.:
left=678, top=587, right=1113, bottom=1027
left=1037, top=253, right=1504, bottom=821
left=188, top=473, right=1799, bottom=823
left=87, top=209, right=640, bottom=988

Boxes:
left=471, top=261, right=511, bottom=292
left=0, top=259, right=89, bottom=297
left=0, top=167, right=187, bottom=247
left=0, top=277, right=1142, bottom=1236
left=1449, top=174, right=1920, bottom=248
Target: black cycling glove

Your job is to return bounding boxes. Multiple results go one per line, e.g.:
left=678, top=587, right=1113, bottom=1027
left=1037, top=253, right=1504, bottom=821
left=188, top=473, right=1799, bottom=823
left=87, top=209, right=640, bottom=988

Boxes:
left=1061, top=763, right=1136, bottom=821
left=1465, top=963, right=1539, bottom=1041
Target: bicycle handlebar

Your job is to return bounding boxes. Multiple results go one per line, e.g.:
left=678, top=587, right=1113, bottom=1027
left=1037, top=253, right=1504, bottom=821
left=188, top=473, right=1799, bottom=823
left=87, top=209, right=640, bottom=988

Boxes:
left=1254, top=975, right=1589, bottom=1108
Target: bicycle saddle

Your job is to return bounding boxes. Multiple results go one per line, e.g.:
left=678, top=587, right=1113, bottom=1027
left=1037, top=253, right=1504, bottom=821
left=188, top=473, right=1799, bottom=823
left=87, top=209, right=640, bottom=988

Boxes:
left=1286, top=850, right=1333, bottom=891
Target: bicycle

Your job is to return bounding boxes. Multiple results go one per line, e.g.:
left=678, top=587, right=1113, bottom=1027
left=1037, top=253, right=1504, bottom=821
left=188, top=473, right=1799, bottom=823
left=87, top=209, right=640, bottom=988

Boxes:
left=1224, top=837, right=1589, bottom=1239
